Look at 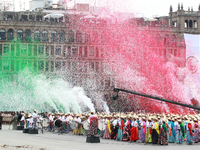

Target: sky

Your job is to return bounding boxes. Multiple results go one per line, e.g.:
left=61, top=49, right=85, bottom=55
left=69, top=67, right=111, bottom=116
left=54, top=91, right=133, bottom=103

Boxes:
left=9, top=0, right=200, bottom=18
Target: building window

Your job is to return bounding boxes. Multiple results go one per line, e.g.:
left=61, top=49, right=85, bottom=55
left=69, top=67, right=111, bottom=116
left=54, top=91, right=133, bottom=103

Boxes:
left=17, top=30, right=23, bottom=41
left=189, top=20, right=193, bottom=28
left=28, top=45, right=32, bottom=56
left=59, top=31, right=65, bottom=42
left=63, top=45, right=66, bottom=57
left=0, top=29, right=6, bottom=40
left=3, top=60, right=10, bottom=71
left=11, top=44, right=15, bottom=56
left=16, top=44, right=20, bottom=56
left=51, top=30, right=57, bottom=42
left=36, top=15, right=42, bottom=21
left=7, top=29, right=13, bottom=41
left=67, top=46, right=71, bottom=57
left=34, top=30, right=40, bottom=41
left=89, top=46, right=94, bottom=56
left=51, top=61, right=54, bottom=72
left=51, top=46, right=54, bottom=56
left=185, top=20, right=188, bottom=28
left=72, top=47, right=78, bottom=57
left=89, top=62, right=94, bottom=71
left=38, top=45, right=44, bottom=55
left=46, top=46, right=49, bottom=56
left=21, top=44, right=27, bottom=55
left=38, top=61, right=44, bottom=71
left=25, top=29, right=31, bottom=41
left=33, top=45, right=37, bottom=56
left=76, top=31, right=82, bottom=43
left=55, top=61, right=61, bottom=71
left=4, top=44, right=9, bottom=55
left=193, top=20, right=197, bottom=28
left=55, top=45, right=61, bottom=55
left=85, top=33, right=90, bottom=43
left=42, top=30, right=48, bottom=42
left=68, top=30, right=74, bottom=42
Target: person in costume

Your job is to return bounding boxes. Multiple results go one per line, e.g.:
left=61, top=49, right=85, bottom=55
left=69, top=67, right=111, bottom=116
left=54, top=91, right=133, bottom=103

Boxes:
left=11, top=113, right=18, bottom=130
left=116, top=116, right=124, bottom=141
left=152, top=117, right=159, bottom=144
left=130, top=116, right=139, bottom=142
left=185, top=120, right=194, bottom=145
left=32, top=110, right=39, bottom=129
left=145, top=117, right=152, bottom=143
left=158, top=119, right=168, bottom=145
left=110, top=116, right=118, bottom=139
left=168, top=118, right=176, bottom=143
left=88, top=112, right=98, bottom=136
left=139, top=117, right=146, bottom=143
left=122, top=116, right=131, bottom=141
left=175, top=119, right=184, bottom=144
left=20, top=113, right=25, bottom=126
left=193, top=118, right=199, bottom=143
left=104, top=115, right=111, bottom=139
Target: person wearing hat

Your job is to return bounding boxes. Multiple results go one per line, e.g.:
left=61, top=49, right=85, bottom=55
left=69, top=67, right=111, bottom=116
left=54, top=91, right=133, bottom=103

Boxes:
left=104, top=115, right=111, bottom=139
left=158, top=119, right=168, bottom=145
left=87, top=111, right=98, bottom=136
left=130, top=116, right=139, bottom=142
left=168, top=118, right=176, bottom=143
left=116, top=116, right=125, bottom=141
left=185, top=120, right=194, bottom=145
left=26, top=114, right=33, bottom=129
left=145, top=117, right=152, bottom=143
left=139, top=117, right=146, bottom=143
left=193, top=118, right=199, bottom=143
left=122, top=116, right=131, bottom=141
left=11, top=113, right=18, bottom=130
left=20, top=113, right=25, bottom=127
left=32, top=110, right=39, bottom=129
left=110, top=116, right=118, bottom=139
left=152, top=117, right=159, bottom=144
left=175, top=119, right=184, bottom=144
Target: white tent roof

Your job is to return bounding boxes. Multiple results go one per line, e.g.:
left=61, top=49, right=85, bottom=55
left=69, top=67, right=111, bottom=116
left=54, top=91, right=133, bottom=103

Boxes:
left=44, top=13, right=64, bottom=19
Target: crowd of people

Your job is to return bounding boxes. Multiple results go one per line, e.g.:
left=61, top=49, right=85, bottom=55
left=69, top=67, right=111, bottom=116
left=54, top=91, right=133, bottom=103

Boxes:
left=8, top=110, right=200, bottom=145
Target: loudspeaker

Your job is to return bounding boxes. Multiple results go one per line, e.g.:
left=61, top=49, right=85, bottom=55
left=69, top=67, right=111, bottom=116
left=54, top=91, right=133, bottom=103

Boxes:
left=16, top=126, right=24, bottom=130
left=23, top=128, right=29, bottom=133
left=86, top=135, right=100, bottom=143
left=28, top=129, right=38, bottom=134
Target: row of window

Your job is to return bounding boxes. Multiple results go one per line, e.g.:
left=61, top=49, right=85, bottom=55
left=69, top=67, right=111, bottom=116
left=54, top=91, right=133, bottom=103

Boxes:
left=0, top=60, right=105, bottom=74
left=0, top=44, right=104, bottom=58
left=0, top=29, right=82, bottom=43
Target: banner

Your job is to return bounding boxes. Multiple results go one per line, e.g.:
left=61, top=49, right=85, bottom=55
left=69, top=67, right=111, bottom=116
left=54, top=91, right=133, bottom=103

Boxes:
left=184, top=33, right=200, bottom=74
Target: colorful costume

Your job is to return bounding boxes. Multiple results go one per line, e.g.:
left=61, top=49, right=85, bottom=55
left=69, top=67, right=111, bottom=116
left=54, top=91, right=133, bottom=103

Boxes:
left=168, top=121, right=176, bottom=143
left=158, top=122, right=168, bottom=145
left=185, top=123, right=194, bottom=145
left=139, top=121, right=146, bottom=143
left=104, top=119, right=111, bottom=139
left=152, top=121, right=159, bottom=144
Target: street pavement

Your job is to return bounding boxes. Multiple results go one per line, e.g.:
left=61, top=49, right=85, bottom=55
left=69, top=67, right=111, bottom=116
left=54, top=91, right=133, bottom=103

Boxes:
left=0, top=125, right=200, bottom=150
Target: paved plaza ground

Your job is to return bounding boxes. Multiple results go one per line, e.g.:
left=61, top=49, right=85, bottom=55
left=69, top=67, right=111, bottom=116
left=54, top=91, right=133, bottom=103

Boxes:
left=0, top=125, right=200, bottom=150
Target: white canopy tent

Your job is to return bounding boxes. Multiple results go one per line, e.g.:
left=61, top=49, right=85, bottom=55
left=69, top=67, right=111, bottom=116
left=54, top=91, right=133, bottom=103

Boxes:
left=44, top=13, right=65, bottom=22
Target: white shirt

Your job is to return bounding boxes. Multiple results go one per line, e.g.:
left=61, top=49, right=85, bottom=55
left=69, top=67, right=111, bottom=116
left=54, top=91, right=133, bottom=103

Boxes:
left=152, top=121, right=157, bottom=129
left=20, top=116, right=25, bottom=121
left=27, top=118, right=33, bottom=125
left=61, top=116, right=65, bottom=122
left=32, top=113, right=39, bottom=119
left=112, top=119, right=118, bottom=126
left=146, top=121, right=151, bottom=128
